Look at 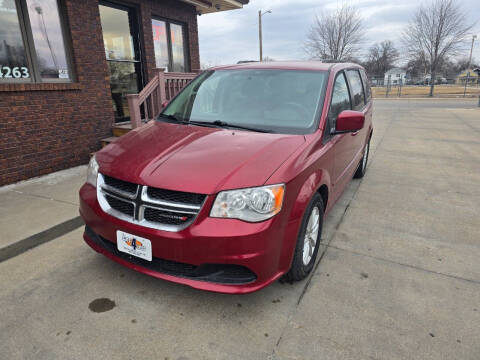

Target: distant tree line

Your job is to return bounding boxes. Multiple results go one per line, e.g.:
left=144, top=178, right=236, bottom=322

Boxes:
left=304, top=0, right=476, bottom=96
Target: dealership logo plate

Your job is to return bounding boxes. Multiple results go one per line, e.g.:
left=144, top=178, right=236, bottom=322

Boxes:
left=116, top=231, right=152, bottom=261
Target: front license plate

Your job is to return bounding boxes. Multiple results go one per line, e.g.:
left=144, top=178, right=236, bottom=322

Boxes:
left=116, top=231, right=152, bottom=262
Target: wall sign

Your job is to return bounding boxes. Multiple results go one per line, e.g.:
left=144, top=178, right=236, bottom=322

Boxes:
left=0, top=66, right=30, bottom=78
left=58, top=69, right=69, bottom=79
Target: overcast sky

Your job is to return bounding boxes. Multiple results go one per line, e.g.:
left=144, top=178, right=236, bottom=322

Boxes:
left=198, top=0, right=480, bottom=67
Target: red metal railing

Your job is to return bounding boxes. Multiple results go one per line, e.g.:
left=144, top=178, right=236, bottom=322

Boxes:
left=127, top=68, right=198, bottom=129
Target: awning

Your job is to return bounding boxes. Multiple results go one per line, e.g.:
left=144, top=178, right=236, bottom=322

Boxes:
left=178, top=0, right=248, bottom=14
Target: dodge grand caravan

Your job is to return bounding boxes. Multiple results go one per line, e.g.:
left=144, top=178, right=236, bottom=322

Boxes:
left=79, top=61, right=373, bottom=294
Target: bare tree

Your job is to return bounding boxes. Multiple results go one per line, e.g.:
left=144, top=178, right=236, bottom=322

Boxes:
left=406, top=53, right=431, bottom=83
left=305, top=4, right=364, bottom=61
left=262, top=56, right=276, bottom=62
left=402, top=0, right=474, bottom=96
left=363, top=40, right=400, bottom=76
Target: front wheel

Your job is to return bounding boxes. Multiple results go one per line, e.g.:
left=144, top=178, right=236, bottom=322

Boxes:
left=285, top=193, right=324, bottom=282
left=354, top=138, right=370, bottom=179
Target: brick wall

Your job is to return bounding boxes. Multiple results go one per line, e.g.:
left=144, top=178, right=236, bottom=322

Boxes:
left=0, top=0, right=199, bottom=186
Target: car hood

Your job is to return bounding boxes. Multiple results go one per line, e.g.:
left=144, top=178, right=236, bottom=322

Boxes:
left=97, top=121, right=305, bottom=194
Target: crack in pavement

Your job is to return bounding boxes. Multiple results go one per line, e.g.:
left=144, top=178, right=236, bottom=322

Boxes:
left=9, top=189, right=78, bottom=207
left=320, top=243, right=480, bottom=286
left=270, top=106, right=398, bottom=357
left=451, top=111, right=480, bottom=134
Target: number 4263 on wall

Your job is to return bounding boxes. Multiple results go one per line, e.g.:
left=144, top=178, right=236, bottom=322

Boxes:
left=0, top=66, right=30, bottom=79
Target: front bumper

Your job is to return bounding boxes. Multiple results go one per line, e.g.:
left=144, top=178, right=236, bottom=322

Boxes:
left=79, top=183, right=298, bottom=294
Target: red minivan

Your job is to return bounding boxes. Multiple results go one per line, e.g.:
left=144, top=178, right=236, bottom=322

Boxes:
left=79, top=61, right=373, bottom=294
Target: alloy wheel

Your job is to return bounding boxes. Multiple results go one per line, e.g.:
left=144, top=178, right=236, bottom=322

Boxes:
left=302, top=206, right=320, bottom=265
left=362, top=141, right=369, bottom=172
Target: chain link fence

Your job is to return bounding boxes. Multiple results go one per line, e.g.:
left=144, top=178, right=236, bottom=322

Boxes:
left=368, top=73, right=480, bottom=98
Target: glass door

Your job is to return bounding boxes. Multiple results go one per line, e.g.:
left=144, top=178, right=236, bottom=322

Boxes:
left=99, top=2, right=143, bottom=123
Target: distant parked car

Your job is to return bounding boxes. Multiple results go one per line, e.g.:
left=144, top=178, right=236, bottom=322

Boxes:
left=80, top=61, right=373, bottom=294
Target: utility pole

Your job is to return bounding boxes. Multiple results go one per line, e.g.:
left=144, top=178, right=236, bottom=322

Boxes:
left=258, top=10, right=262, bottom=62
left=463, top=34, right=477, bottom=97
left=258, top=10, right=271, bottom=62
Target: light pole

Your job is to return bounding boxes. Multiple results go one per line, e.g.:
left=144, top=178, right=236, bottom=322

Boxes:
left=463, top=34, right=477, bottom=97
left=258, top=10, right=271, bottom=62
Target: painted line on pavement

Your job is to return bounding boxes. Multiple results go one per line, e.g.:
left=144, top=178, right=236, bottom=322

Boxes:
left=0, top=217, right=84, bottom=263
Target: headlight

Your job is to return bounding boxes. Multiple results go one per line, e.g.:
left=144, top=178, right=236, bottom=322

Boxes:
left=86, top=155, right=99, bottom=187
left=210, top=184, right=285, bottom=222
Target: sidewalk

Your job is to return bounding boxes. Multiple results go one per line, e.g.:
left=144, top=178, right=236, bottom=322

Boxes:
left=0, top=166, right=86, bottom=261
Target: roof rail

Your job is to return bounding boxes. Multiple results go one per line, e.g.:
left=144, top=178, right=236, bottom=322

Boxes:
left=321, top=59, right=349, bottom=63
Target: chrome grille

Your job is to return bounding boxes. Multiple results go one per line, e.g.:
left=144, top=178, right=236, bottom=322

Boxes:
left=103, top=175, right=138, bottom=197
left=105, top=194, right=134, bottom=217
left=146, top=187, right=206, bottom=206
left=97, top=173, right=206, bottom=232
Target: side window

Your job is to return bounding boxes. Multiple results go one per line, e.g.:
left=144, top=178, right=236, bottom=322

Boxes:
left=324, top=72, right=351, bottom=140
left=345, top=69, right=365, bottom=111
left=360, top=69, right=372, bottom=102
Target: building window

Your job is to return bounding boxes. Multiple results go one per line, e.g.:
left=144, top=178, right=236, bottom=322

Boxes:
left=0, top=0, right=73, bottom=83
left=152, top=18, right=188, bottom=72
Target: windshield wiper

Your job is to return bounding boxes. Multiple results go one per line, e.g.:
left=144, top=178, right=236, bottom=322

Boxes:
left=196, top=120, right=273, bottom=133
left=159, top=115, right=272, bottom=133
left=159, top=113, right=186, bottom=123
left=159, top=114, right=218, bottom=129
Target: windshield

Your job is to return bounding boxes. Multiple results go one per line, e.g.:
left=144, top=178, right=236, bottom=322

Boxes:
left=160, top=69, right=328, bottom=134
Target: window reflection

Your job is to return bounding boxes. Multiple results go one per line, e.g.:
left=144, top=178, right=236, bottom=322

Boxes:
left=345, top=70, right=365, bottom=111
left=151, top=19, right=188, bottom=73
left=26, top=0, right=70, bottom=79
left=108, top=62, right=138, bottom=121
left=0, top=0, right=29, bottom=77
left=152, top=19, right=169, bottom=70
left=99, top=5, right=135, bottom=61
left=329, top=74, right=351, bottom=131
left=100, top=4, right=140, bottom=122
left=170, top=23, right=185, bottom=72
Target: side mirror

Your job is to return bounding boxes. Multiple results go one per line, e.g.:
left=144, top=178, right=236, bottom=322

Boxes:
left=334, top=110, right=365, bottom=134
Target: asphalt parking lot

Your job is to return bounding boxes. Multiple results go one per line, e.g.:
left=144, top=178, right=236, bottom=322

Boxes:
left=1, top=99, right=479, bottom=360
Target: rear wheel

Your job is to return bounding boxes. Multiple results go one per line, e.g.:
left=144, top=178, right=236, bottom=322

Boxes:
left=354, top=138, right=370, bottom=179
left=285, top=193, right=324, bottom=282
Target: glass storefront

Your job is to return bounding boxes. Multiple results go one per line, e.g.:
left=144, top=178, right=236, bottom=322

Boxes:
left=100, top=3, right=142, bottom=122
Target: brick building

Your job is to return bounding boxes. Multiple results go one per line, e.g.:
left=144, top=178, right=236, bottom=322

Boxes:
left=0, top=0, right=248, bottom=186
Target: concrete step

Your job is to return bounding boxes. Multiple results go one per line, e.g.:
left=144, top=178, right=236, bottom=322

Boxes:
left=112, top=122, right=132, bottom=137
left=101, top=136, right=118, bottom=147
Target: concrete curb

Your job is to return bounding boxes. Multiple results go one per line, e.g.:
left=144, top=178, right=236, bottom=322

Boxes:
left=0, top=217, right=84, bottom=263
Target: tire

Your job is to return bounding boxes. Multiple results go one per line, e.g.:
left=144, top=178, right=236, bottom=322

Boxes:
left=285, top=193, right=324, bottom=282
left=354, top=137, right=370, bottom=179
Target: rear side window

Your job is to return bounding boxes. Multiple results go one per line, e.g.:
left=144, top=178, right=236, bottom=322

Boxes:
left=345, top=70, right=365, bottom=111
left=326, top=72, right=351, bottom=135
left=360, top=69, right=372, bottom=102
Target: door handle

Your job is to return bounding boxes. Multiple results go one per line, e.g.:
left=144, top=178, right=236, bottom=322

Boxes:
left=351, top=131, right=359, bottom=136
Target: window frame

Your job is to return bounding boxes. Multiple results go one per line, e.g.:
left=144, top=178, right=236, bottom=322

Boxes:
left=359, top=68, right=372, bottom=103
left=344, top=68, right=366, bottom=111
left=323, top=70, right=352, bottom=143
left=151, top=15, right=190, bottom=73
left=0, top=0, right=75, bottom=83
